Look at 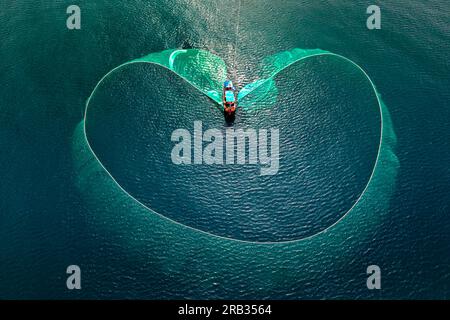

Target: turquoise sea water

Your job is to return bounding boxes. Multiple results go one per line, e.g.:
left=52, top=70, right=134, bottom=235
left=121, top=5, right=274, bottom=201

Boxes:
left=1, top=0, right=449, bottom=298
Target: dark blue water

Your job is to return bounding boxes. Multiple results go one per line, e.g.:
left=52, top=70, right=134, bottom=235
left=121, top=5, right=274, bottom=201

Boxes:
left=1, top=0, right=449, bottom=298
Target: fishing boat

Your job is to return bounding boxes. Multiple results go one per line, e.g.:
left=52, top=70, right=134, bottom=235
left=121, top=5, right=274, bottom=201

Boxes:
left=223, top=80, right=236, bottom=120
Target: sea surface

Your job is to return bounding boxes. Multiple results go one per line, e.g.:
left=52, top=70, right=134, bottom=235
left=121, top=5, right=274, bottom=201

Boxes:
left=0, top=0, right=449, bottom=299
